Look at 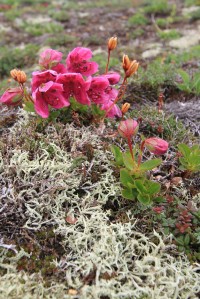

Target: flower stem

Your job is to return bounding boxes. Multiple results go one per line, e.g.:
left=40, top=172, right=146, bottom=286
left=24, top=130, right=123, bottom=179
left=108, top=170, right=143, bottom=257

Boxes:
left=137, top=140, right=145, bottom=167
left=127, top=137, right=134, bottom=161
left=104, top=77, right=127, bottom=118
left=105, top=50, right=110, bottom=74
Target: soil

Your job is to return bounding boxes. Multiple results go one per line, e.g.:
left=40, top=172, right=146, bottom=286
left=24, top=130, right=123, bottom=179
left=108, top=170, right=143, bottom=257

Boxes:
left=0, top=0, right=199, bottom=133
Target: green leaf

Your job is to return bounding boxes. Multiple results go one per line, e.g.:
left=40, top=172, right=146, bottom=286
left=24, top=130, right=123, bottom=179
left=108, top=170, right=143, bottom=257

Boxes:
left=91, top=104, right=105, bottom=117
left=23, top=101, right=35, bottom=112
left=146, top=181, right=161, bottom=195
left=178, top=69, right=190, bottom=85
left=110, top=145, right=124, bottom=166
left=121, top=188, right=137, bottom=200
left=178, top=143, right=190, bottom=157
left=140, top=159, right=162, bottom=171
left=184, top=234, right=190, bottom=246
left=138, top=194, right=151, bottom=205
left=175, top=236, right=184, bottom=246
left=154, top=196, right=164, bottom=203
left=134, top=179, right=147, bottom=193
left=122, top=151, right=135, bottom=171
left=120, top=168, right=135, bottom=188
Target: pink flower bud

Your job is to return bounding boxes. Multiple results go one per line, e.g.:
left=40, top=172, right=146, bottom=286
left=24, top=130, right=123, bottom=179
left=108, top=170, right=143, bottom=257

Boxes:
left=144, top=137, right=168, bottom=155
left=0, top=87, right=23, bottom=106
left=118, top=119, right=139, bottom=139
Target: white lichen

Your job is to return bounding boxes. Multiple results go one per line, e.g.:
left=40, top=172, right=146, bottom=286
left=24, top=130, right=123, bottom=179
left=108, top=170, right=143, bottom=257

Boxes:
left=0, top=110, right=199, bottom=299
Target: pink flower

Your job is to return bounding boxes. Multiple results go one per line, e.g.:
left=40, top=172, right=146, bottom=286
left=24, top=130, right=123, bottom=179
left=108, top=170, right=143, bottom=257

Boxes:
left=52, top=63, right=67, bottom=74
left=57, top=73, right=91, bottom=105
left=103, top=72, right=120, bottom=85
left=66, top=47, right=98, bottom=76
left=118, top=119, right=139, bottom=139
left=87, top=76, right=110, bottom=104
left=100, top=100, right=121, bottom=118
left=39, top=49, right=63, bottom=70
left=31, top=70, right=58, bottom=92
left=33, top=81, right=70, bottom=118
left=144, top=137, right=169, bottom=155
left=0, top=87, right=23, bottom=105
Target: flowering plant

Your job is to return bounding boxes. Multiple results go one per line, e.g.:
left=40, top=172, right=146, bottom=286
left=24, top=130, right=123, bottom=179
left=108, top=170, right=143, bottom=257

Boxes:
left=0, top=38, right=138, bottom=123
left=111, top=119, right=169, bottom=205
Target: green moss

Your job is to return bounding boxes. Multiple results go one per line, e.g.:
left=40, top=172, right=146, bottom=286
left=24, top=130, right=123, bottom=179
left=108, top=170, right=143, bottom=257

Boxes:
left=45, top=35, right=77, bottom=48
left=129, top=107, right=195, bottom=144
left=136, top=60, right=176, bottom=89
left=94, top=53, right=119, bottom=72
left=22, top=22, right=64, bottom=37
left=157, top=29, right=181, bottom=40
left=48, top=10, right=70, bottom=22
left=131, top=28, right=145, bottom=38
left=143, top=0, right=171, bottom=14
left=165, top=45, right=200, bottom=66
left=155, top=18, right=168, bottom=28
left=0, top=44, right=39, bottom=78
left=128, top=13, right=148, bottom=26
left=184, top=0, right=200, bottom=7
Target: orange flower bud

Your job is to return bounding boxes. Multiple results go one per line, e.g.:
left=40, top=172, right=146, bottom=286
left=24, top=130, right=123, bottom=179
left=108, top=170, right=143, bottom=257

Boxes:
left=108, top=36, right=117, bottom=51
left=121, top=102, right=130, bottom=114
left=122, top=55, right=131, bottom=72
left=10, top=69, right=27, bottom=84
left=125, top=60, right=139, bottom=78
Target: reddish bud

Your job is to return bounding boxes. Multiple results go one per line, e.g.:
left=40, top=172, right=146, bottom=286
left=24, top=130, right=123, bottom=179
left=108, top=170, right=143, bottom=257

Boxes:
left=122, top=55, right=131, bottom=72
left=152, top=206, right=164, bottom=214
left=125, top=60, right=139, bottom=78
left=118, top=119, right=139, bottom=139
left=108, top=37, right=118, bottom=51
left=10, top=69, right=27, bottom=84
left=121, top=102, right=130, bottom=114
left=0, top=87, right=23, bottom=106
left=144, top=137, right=168, bottom=155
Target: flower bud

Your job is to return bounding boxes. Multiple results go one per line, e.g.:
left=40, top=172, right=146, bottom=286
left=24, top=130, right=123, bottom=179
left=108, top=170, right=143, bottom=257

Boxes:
left=125, top=60, right=139, bottom=78
left=121, top=102, right=130, bottom=114
left=0, top=87, right=23, bottom=106
left=108, top=37, right=117, bottom=51
left=144, top=137, right=168, bottom=155
left=122, top=54, right=131, bottom=72
left=10, top=69, right=27, bottom=84
left=118, top=119, right=139, bottom=139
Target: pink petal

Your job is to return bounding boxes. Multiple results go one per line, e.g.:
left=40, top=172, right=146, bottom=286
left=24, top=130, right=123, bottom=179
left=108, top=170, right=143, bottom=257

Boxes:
left=31, top=70, right=57, bottom=92
left=57, top=73, right=90, bottom=105
left=66, top=47, right=98, bottom=76
left=39, top=49, right=63, bottom=69
left=34, top=93, right=49, bottom=118
left=104, top=72, right=120, bottom=85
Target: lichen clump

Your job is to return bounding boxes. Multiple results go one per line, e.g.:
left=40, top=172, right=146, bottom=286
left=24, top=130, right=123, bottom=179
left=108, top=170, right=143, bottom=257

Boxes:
left=0, top=110, right=199, bottom=299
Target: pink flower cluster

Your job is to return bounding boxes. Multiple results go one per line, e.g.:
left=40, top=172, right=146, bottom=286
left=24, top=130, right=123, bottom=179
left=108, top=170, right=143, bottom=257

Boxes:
left=32, top=47, right=121, bottom=118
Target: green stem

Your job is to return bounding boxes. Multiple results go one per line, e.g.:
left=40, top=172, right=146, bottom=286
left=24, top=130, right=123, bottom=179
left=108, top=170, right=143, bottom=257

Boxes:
left=127, top=137, right=134, bottom=161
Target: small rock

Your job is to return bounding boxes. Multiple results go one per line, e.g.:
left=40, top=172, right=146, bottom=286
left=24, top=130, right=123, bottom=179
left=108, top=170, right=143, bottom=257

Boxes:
left=169, top=28, right=200, bottom=49
left=142, top=47, right=162, bottom=59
